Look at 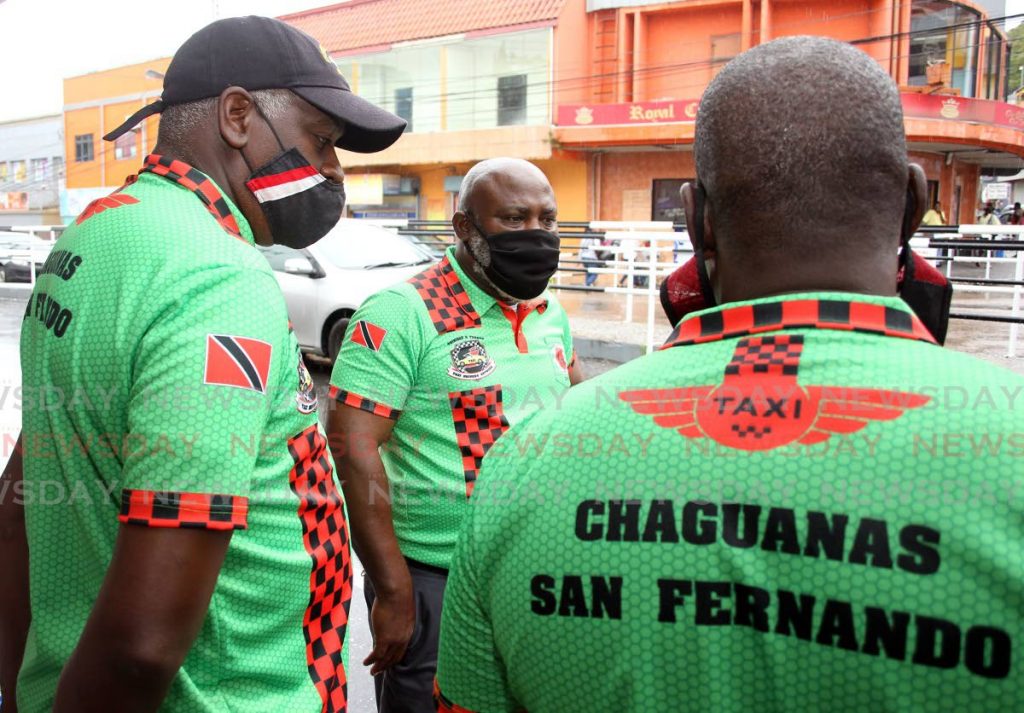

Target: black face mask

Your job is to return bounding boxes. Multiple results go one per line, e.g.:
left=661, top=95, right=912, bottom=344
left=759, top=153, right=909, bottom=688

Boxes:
left=472, top=223, right=561, bottom=300
left=242, top=111, right=345, bottom=249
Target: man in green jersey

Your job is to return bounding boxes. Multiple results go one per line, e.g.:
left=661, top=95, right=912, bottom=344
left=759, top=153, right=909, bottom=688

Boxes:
left=0, top=16, right=405, bottom=713
left=436, top=37, right=1024, bottom=712
left=327, top=158, right=582, bottom=712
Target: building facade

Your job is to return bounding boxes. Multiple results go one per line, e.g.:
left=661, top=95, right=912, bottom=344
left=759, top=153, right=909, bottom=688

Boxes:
left=62, top=0, right=1022, bottom=225
left=62, top=57, right=169, bottom=223
left=0, top=114, right=63, bottom=226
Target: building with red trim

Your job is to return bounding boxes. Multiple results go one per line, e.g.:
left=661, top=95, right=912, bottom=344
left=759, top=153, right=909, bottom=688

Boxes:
left=63, top=1, right=1021, bottom=224
left=284, top=0, right=1019, bottom=224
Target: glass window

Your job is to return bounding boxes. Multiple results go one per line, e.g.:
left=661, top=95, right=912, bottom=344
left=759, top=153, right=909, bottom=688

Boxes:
left=446, top=29, right=551, bottom=131
left=258, top=243, right=304, bottom=271
left=31, top=158, right=48, bottom=182
left=497, top=74, right=528, bottom=126
left=0, top=163, right=8, bottom=182
left=350, top=45, right=442, bottom=133
left=75, top=134, right=94, bottom=162
left=652, top=179, right=689, bottom=223
left=339, top=28, right=550, bottom=133
left=114, top=130, right=137, bottom=160
left=12, top=161, right=26, bottom=182
left=983, top=24, right=1004, bottom=100
left=395, top=87, right=413, bottom=132
left=908, top=1, right=980, bottom=98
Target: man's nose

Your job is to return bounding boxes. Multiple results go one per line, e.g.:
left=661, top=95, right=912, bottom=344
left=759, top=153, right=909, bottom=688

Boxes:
left=321, top=154, right=345, bottom=185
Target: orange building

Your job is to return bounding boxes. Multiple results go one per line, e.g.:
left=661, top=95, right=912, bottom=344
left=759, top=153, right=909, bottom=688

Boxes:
left=63, top=0, right=1021, bottom=225
left=62, top=57, right=169, bottom=220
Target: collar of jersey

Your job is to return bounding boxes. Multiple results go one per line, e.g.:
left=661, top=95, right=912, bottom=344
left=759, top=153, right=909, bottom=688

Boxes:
left=443, top=245, right=549, bottom=317
left=661, top=292, right=938, bottom=350
left=138, top=154, right=254, bottom=245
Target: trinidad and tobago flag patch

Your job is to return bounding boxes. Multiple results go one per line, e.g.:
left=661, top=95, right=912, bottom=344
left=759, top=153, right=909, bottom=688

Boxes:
left=350, top=320, right=387, bottom=352
left=620, top=335, right=930, bottom=452
left=204, top=335, right=273, bottom=393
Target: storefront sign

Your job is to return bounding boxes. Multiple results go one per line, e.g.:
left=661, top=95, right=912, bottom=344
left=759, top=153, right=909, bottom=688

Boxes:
left=899, top=94, right=1024, bottom=131
left=557, top=95, right=1024, bottom=131
left=557, top=100, right=699, bottom=126
left=0, top=192, right=28, bottom=211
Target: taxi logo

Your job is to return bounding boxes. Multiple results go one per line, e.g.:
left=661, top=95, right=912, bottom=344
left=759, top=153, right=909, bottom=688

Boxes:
left=551, top=344, right=569, bottom=375
left=620, top=335, right=929, bottom=452
left=448, top=338, right=495, bottom=380
left=295, top=354, right=318, bottom=414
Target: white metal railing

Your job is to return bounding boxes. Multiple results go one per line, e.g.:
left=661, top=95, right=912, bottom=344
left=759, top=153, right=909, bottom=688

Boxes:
left=559, top=222, right=1024, bottom=358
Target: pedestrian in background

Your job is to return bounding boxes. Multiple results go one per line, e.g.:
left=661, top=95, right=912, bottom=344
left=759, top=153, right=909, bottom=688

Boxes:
left=579, top=235, right=603, bottom=287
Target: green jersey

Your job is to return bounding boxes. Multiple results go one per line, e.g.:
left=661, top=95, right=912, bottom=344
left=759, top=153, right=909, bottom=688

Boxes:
left=437, top=293, right=1024, bottom=712
left=329, top=247, right=574, bottom=569
left=18, top=155, right=351, bottom=713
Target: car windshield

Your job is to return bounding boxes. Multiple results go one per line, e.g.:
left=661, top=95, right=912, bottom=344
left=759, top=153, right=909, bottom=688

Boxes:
left=314, top=221, right=436, bottom=270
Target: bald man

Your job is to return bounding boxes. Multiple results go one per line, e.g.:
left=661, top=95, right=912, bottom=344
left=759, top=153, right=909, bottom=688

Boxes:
left=326, top=158, right=581, bottom=712
left=435, top=37, right=1024, bottom=712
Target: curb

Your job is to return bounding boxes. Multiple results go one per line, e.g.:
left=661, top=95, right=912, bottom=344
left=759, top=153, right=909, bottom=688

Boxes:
left=0, top=284, right=32, bottom=300
left=575, top=337, right=645, bottom=364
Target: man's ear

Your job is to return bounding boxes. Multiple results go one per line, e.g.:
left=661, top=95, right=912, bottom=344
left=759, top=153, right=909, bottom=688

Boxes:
left=680, top=181, right=716, bottom=256
left=905, top=163, right=927, bottom=241
left=451, top=211, right=473, bottom=242
left=218, top=86, right=256, bottom=151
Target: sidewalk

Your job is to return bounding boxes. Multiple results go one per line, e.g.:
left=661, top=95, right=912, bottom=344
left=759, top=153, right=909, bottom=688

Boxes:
left=555, top=267, right=1024, bottom=376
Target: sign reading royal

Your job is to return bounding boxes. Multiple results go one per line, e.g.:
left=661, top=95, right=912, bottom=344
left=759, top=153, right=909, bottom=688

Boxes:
left=557, top=100, right=700, bottom=126
left=559, top=94, right=1024, bottom=131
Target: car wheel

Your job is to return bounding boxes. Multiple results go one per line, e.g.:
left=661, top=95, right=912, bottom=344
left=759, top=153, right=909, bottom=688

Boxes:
left=327, top=316, right=351, bottom=363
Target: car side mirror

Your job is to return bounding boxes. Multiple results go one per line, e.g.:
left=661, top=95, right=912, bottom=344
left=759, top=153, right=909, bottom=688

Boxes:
left=283, top=257, right=317, bottom=276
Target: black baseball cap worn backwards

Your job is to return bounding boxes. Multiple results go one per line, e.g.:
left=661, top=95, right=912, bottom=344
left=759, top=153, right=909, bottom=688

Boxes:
left=104, top=15, right=407, bottom=153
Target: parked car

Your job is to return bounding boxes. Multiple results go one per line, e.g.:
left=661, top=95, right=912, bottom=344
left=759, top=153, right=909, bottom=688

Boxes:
left=258, top=220, right=439, bottom=361
left=0, top=231, right=53, bottom=283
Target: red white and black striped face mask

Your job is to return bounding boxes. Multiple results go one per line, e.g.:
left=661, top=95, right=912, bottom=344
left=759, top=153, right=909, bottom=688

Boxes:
left=245, top=147, right=345, bottom=249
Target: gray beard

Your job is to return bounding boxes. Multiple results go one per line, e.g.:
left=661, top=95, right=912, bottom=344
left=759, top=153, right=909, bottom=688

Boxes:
left=466, top=231, right=519, bottom=304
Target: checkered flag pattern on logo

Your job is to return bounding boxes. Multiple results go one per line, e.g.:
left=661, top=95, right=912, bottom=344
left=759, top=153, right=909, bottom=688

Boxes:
left=725, top=335, right=804, bottom=377
left=449, top=385, right=510, bottom=497
left=409, top=258, right=482, bottom=335
left=287, top=424, right=353, bottom=713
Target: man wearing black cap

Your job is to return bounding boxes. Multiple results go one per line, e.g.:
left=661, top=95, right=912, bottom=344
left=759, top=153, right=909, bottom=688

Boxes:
left=0, top=15, right=404, bottom=713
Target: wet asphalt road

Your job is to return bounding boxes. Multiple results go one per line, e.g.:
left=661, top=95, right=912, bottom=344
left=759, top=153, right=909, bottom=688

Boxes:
left=0, top=292, right=617, bottom=712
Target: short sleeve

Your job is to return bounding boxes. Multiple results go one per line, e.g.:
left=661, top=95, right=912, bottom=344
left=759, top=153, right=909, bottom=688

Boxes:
left=329, top=287, right=424, bottom=419
left=436, top=501, right=517, bottom=713
left=119, top=266, right=288, bottom=531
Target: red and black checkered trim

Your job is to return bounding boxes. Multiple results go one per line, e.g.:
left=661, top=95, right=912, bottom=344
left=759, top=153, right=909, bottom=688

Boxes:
left=409, top=257, right=481, bottom=335
left=140, top=154, right=245, bottom=241
left=725, top=335, right=804, bottom=377
left=449, top=385, right=509, bottom=497
left=329, top=386, right=400, bottom=420
left=662, top=298, right=937, bottom=350
left=434, top=680, right=477, bottom=713
left=119, top=489, right=248, bottom=530
left=287, top=424, right=352, bottom=713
